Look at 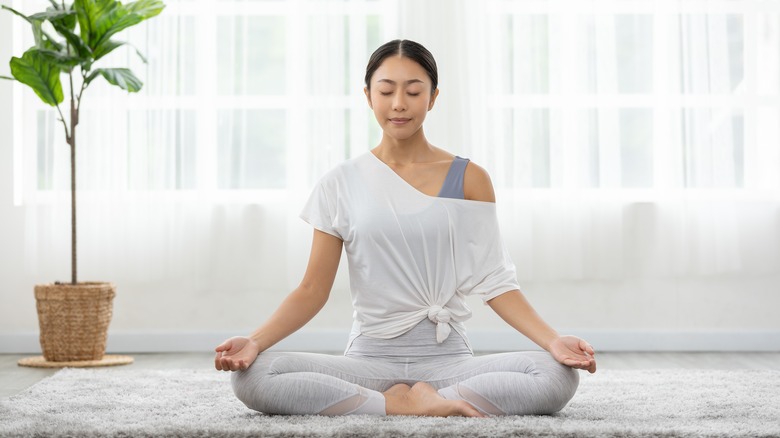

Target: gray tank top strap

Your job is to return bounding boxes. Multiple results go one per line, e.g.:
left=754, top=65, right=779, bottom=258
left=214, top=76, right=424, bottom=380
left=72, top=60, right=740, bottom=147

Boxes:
left=437, top=156, right=470, bottom=199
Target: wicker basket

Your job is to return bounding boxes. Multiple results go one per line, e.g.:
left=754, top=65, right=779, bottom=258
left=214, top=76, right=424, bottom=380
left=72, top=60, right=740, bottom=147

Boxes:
left=34, top=282, right=116, bottom=362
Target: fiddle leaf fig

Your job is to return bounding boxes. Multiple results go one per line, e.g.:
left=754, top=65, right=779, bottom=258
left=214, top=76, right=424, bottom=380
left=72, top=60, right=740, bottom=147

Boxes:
left=3, top=0, right=165, bottom=283
left=87, top=67, right=143, bottom=92
left=9, top=49, right=64, bottom=106
left=75, top=0, right=163, bottom=60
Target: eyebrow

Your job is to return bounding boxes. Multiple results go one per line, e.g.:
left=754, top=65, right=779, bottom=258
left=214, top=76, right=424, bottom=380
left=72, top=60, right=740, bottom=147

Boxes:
left=376, top=79, right=425, bottom=85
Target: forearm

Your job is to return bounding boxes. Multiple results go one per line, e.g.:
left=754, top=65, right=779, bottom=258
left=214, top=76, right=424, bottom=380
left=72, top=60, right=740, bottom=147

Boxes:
left=487, top=290, right=559, bottom=351
left=247, top=286, right=328, bottom=352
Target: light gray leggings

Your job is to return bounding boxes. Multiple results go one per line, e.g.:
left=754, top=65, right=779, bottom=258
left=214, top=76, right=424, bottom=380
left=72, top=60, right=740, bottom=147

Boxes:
left=231, top=320, right=579, bottom=416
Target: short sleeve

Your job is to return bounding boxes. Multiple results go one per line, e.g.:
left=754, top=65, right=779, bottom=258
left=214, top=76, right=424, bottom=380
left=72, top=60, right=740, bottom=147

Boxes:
left=453, top=204, right=521, bottom=303
left=299, top=180, right=343, bottom=240
left=465, top=241, right=520, bottom=303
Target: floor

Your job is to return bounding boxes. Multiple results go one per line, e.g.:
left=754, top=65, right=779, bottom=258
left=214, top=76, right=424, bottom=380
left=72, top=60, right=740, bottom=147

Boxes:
left=2, top=352, right=779, bottom=398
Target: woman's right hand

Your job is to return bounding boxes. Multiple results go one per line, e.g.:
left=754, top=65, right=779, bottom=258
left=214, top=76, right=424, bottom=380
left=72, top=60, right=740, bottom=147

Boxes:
left=214, top=336, right=262, bottom=371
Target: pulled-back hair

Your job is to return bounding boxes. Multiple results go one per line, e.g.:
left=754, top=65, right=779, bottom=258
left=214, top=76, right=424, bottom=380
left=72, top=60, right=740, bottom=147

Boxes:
left=364, top=39, right=438, bottom=95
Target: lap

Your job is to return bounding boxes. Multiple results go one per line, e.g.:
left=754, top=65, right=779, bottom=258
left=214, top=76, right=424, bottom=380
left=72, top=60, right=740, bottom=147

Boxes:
left=407, top=350, right=575, bottom=389
left=236, top=350, right=572, bottom=390
left=234, top=351, right=406, bottom=392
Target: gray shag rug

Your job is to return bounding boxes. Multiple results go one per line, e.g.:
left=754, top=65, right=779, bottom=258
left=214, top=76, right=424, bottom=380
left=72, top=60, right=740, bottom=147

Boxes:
left=0, top=367, right=778, bottom=437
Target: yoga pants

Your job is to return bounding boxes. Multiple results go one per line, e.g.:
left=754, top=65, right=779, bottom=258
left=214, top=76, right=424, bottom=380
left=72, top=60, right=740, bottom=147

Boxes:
left=231, top=319, right=579, bottom=416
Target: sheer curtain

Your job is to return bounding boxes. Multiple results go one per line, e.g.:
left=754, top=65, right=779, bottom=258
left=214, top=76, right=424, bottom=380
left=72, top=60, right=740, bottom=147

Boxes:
left=397, top=0, right=780, bottom=285
left=13, top=0, right=780, bottom=331
left=15, top=0, right=398, bottom=312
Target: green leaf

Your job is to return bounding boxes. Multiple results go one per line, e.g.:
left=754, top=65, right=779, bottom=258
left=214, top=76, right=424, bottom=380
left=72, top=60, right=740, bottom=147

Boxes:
left=92, top=10, right=142, bottom=50
left=132, top=44, right=148, bottom=64
left=94, top=40, right=149, bottom=63
left=51, top=20, right=93, bottom=59
left=37, top=6, right=78, bottom=33
left=89, top=68, right=143, bottom=92
left=30, top=19, right=65, bottom=52
left=62, top=5, right=78, bottom=31
left=1, top=5, right=32, bottom=24
left=29, top=9, right=76, bottom=22
left=51, top=3, right=79, bottom=31
left=75, top=0, right=164, bottom=52
left=38, top=49, right=87, bottom=69
left=47, top=0, right=62, bottom=10
left=75, top=0, right=109, bottom=47
left=126, top=0, right=165, bottom=19
left=92, top=38, right=124, bottom=61
left=9, top=50, right=64, bottom=106
left=0, top=75, right=15, bottom=81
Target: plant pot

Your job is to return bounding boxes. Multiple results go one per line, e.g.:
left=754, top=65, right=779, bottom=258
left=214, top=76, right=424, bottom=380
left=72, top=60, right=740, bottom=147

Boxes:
left=34, top=282, right=116, bottom=362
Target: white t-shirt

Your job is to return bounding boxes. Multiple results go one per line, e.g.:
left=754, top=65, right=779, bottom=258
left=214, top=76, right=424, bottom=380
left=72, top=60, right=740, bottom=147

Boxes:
left=300, top=152, right=521, bottom=346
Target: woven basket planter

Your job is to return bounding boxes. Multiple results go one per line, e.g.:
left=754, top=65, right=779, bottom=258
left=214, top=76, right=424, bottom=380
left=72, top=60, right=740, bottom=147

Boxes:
left=34, top=282, right=116, bottom=362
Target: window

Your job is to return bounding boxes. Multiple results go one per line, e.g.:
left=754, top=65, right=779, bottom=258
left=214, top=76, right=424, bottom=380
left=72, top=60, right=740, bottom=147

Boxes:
left=481, top=0, right=780, bottom=199
left=11, top=0, right=780, bottom=205
left=13, top=0, right=397, bottom=203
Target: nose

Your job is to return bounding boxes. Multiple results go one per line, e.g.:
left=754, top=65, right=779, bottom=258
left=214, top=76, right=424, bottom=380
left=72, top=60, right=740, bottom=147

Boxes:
left=392, top=91, right=406, bottom=111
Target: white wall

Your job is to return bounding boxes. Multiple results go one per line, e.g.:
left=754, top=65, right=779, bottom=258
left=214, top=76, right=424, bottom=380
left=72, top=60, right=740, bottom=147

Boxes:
left=1, top=10, right=779, bottom=354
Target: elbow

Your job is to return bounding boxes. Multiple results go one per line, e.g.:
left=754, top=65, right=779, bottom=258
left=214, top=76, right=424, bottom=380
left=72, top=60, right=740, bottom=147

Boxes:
left=295, top=281, right=331, bottom=308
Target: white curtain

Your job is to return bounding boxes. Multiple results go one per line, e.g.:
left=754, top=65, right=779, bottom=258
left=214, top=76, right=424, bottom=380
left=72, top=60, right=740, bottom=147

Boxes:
left=396, top=0, right=780, bottom=285
left=15, top=0, right=780, bottom=301
left=16, top=0, right=396, bottom=297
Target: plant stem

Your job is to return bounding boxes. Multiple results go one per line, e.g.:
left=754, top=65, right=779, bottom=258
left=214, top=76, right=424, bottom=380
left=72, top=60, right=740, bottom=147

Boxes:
left=69, top=68, right=78, bottom=285
left=55, top=105, right=70, bottom=141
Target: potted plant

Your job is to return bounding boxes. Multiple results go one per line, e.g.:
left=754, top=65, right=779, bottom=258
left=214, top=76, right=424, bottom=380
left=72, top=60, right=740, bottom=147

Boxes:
left=2, top=0, right=164, bottom=366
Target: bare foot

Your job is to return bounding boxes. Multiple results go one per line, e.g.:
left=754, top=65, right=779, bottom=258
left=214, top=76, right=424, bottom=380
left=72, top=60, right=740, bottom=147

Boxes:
left=384, top=382, right=484, bottom=417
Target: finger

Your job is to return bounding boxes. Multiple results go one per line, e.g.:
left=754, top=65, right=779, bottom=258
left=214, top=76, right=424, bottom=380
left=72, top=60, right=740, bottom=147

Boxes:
left=214, top=352, right=223, bottom=371
left=577, top=339, right=596, bottom=355
left=220, top=357, right=233, bottom=372
left=215, top=340, right=232, bottom=353
left=563, top=358, right=592, bottom=370
left=561, top=358, right=584, bottom=368
left=588, top=359, right=597, bottom=374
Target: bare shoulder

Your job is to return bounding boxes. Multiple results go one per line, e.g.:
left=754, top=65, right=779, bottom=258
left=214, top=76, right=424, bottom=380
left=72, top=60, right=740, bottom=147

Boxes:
left=463, top=161, right=496, bottom=203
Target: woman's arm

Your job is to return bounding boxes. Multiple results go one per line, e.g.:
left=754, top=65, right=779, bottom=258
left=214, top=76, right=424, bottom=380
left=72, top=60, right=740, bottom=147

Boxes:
left=488, top=290, right=597, bottom=373
left=215, top=229, right=343, bottom=371
left=465, top=161, right=596, bottom=373
left=486, top=291, right=558, bottom=350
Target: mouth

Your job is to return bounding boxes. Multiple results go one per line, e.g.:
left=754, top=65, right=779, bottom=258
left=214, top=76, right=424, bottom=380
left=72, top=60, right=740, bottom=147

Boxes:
left=389, top=118, right=411, bottom=125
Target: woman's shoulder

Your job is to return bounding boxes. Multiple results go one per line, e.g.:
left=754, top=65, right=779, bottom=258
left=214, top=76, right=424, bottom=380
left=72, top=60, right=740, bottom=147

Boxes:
left=463, top=160, right=496, bottom=203
left=431, top=145, right=495, bottom=203
left=313, top=153, right=373, bottom=190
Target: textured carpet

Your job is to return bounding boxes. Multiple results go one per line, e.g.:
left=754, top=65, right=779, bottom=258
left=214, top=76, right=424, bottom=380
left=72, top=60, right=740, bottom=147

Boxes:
left=1, top=368, right=778, bottom=437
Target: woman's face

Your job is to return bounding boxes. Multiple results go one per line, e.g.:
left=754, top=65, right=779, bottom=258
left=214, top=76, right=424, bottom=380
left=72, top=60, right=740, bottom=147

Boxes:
left=365, top=55, right=439, bottom=142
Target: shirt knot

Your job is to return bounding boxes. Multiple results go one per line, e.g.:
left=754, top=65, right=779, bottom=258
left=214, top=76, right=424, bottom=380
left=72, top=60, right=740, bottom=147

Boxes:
left=427, top=306, right=452, bottom=343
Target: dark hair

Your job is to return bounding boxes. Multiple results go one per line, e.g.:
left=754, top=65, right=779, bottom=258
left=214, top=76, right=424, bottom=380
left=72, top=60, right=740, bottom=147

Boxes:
left=364, top=39, right=438, bottom=95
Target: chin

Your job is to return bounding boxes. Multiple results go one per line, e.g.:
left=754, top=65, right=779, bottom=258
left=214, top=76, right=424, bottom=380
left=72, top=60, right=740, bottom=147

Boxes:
left=384, top=126, right=422, bottom=141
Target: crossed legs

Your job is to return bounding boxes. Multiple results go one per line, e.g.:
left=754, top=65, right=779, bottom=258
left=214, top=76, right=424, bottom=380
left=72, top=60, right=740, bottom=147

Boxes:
left=231, top=350, right=578, bottom=416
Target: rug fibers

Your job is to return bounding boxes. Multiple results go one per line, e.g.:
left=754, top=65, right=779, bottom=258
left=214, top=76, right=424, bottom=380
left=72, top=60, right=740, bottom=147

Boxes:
left=0, top=368, right=778, bottom=437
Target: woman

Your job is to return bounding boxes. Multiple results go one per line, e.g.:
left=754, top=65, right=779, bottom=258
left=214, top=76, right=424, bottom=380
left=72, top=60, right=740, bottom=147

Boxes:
left=215, top=39, right=596, bottom=418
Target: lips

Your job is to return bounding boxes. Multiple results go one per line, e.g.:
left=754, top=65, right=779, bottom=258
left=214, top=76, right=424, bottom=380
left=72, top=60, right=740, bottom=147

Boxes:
left=389, top=118, right=411, bottom=125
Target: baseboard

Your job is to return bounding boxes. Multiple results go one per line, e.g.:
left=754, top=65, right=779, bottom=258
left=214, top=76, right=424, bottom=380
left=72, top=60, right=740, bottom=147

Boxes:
left=2, top=329, right=779, bottom=354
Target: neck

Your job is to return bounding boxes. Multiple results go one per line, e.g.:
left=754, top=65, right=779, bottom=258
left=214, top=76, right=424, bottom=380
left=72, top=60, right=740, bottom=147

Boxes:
left=374, top=129, right=433, bottom=164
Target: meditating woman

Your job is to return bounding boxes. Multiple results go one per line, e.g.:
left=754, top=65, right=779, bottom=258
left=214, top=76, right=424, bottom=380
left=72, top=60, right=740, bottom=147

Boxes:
left=215, top=39, right=597, bottom=417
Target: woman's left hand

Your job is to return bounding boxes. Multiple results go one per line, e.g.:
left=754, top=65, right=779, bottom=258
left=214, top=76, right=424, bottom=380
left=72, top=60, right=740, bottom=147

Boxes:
left=548, top=336, right=597, bottom=373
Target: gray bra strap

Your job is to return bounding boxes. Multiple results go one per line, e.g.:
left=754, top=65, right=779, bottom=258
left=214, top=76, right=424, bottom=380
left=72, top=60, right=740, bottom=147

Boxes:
left=437, top=156, right=470, bottom=199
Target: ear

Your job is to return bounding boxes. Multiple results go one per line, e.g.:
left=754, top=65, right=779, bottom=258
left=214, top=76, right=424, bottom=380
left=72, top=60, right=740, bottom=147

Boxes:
left=364, top=87, right=373, bottom=109
left=428, top=88, right=440, bottom=111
